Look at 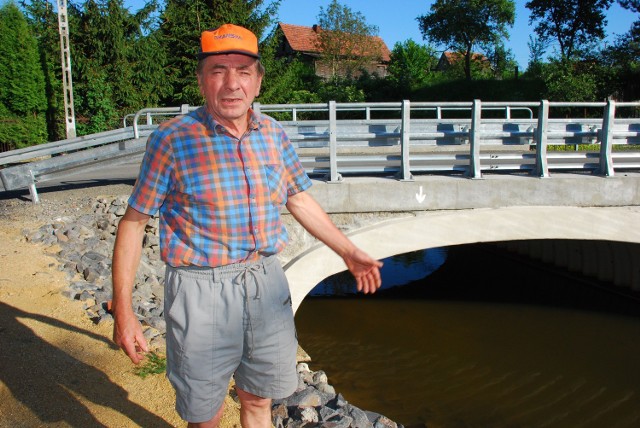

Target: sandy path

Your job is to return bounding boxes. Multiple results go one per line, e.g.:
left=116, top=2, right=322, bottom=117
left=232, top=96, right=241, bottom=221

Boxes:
left=0, top=186, right=241, bottom=427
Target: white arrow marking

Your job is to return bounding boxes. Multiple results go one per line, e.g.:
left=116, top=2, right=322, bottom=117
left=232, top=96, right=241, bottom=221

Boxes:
left=415, top=186, right=426, bottom=203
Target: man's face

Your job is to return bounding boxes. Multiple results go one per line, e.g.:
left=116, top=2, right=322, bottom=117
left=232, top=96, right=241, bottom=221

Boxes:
left=197, top=54, right=263, bottom=129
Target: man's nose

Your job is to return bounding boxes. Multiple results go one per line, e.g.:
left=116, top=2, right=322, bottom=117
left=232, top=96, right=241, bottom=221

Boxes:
left=224, top=71, right=240, bottom=89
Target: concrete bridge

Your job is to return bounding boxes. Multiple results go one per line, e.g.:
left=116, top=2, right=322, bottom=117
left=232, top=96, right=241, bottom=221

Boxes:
left=282, top=174, right=640, bottom=311
left=1, top=100, right=639, bottom=310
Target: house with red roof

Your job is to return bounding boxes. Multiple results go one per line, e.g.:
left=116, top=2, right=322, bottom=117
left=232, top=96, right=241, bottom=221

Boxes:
left=436, top=51, right=492, bottom=72
left=276, top=23, right=391, bottom=79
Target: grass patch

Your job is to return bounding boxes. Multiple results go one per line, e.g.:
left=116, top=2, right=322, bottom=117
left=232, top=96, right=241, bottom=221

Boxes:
left=134, top=352, right=166, bottom=378
left=547, top=144, right=640, bottom=152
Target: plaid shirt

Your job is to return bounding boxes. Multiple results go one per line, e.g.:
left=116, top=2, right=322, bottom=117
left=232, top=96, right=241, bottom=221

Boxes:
left=128, top=107, right=312, bottom=267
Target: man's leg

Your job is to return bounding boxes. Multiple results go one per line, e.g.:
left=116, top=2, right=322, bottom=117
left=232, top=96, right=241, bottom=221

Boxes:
left=187, top=403, right=225, bottom=428
left=236, top=386, right=272, bottom=428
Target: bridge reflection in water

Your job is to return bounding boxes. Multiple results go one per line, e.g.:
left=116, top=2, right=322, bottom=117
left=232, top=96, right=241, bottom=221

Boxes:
left=295, top=241, right=640, bottom=428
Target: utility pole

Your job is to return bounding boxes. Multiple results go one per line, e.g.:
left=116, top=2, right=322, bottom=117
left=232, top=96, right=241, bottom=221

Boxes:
left=57, top=0, right=76, bottom=139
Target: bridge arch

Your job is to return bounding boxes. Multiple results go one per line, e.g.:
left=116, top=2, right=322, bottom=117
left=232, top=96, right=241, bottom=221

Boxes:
left=284, top=206, right=640, bottom=312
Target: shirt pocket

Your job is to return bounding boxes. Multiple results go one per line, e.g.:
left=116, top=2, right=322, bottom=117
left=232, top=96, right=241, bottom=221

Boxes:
left=262, top=163, right=287, bottom=206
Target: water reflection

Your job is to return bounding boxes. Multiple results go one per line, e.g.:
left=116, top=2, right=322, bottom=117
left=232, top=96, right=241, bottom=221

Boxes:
left=296, top=243, right=640, bottom=428
left=310, top=248, right=447, bottom=296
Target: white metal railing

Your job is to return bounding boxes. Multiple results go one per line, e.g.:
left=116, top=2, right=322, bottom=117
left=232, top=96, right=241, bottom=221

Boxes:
left=1, top=100, right=639, bottom=202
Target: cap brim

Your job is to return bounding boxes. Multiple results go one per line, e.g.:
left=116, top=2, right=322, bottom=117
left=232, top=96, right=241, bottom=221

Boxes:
left=197, top=50, right=260, bottom=60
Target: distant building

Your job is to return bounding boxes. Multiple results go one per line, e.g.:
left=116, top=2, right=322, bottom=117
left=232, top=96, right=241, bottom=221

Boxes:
left=436, top=51, right=491, bottom=72
left=276, top=23, right=391, bottom=79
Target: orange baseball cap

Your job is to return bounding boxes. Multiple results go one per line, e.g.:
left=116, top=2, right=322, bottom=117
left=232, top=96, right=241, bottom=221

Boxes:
left=198, top=24, right=260, bottom=59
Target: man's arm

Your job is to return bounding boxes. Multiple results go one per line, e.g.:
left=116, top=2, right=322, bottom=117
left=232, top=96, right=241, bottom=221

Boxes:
left=285, top=191, right=383, bottom=294
left=112, top=206, right=151, bottom=364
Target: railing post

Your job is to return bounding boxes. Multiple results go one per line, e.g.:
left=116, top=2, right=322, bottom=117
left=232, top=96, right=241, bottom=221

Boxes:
left=253, top=102, right=261, bottom=115
left=599, top=99, right=615, bottom=177
left=534, top=100, right=550, bottom=178
left=28, top=170, right=39, bottom=204
left=468, top=99, right=482, bottom=179
left=399, top=100, right=413, bottom=181
left=328, top=101, right=342, bottom=183
left=133, top=115, right=140, bottom=139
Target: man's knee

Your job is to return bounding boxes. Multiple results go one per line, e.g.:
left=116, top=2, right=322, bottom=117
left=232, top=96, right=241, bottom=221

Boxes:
left=235, top=387, right=272, bottom=410
left=186, top=403, right=225, bottom=428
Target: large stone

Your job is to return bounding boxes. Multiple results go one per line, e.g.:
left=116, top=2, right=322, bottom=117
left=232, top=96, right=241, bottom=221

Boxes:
left=286, top=386, right=324, bottom=408
left=295, top=407, right=319, bottom=424
left=347, top=404, right=374, bottom=428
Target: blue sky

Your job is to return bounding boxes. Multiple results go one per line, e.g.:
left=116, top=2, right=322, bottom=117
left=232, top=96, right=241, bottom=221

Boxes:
left=124, top=0, right=637, bottom=69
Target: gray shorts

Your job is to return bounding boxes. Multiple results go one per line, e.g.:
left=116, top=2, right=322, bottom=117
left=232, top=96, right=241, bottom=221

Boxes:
left=164, top=255, right=298, bottom=423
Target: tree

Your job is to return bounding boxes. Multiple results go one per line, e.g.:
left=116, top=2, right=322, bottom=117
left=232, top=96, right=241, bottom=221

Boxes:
left=525, top=35, right=549, bottom=77
left=484, top=41, right=518, bottom=79
left=316, top=0, right=382, bottom=79
left=387, top=39, right=438, bottom=97
left=70, top=0, right=167, bottom=133
left=541, top=60, right=599, bottom=101
left=417, top=0, right=515, bottom=81
left=258, top=26, right=318, bottom=105
left=21, top=0, right=67, bottom=141
left=596, top=1, right=640, bottom=100
left=0, top=1, right=47, bottom=149
left=159, top=0, right=281, bottom=105
left=526, top=0, right=613, bottom=60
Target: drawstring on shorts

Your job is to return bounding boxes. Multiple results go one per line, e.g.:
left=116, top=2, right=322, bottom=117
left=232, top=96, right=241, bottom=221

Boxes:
left=239, top=262, right=265, bottom=359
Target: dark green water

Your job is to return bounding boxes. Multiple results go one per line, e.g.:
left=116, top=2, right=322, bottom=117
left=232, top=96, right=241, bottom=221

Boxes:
left=295, top=243, right=640, bottom=428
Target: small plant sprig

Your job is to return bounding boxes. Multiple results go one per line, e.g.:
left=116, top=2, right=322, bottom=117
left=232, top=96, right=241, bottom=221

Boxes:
left=133, top=352, right=167, bottom=378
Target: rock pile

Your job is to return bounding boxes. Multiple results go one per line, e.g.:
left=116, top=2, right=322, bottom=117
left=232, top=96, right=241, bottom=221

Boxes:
left=276, top=363, right=400, bottom=428
left=24, top=195, right=402, bottom=428
left=24, top=195, right=168, bottom=350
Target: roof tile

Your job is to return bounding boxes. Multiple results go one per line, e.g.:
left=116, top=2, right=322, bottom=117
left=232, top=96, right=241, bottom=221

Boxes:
left=279, top=22, right=390, bottom=61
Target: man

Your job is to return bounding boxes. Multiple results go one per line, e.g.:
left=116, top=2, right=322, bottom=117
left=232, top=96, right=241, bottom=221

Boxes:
left=112, top=24, right=382, bottom=428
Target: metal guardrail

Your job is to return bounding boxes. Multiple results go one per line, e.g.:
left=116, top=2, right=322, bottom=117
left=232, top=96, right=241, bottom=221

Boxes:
left=259, top=99, right=639, bottom=181
left=1, top=100, right=639, bottom=202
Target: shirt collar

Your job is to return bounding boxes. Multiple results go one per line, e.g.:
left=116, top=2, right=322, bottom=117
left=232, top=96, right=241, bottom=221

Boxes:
left=198, top=106, right=261, bottom=136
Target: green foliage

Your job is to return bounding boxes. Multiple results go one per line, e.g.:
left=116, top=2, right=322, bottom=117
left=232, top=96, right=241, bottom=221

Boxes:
left=417, top=0, right=515, bottom=80
left=355, top=71, right=394, bottom=102
left=0, top=1, right=47, bottom=148
left=133, top=352, right=167, bottom=378
left=540, top=60, right=599, bottom=101
left=597, top=4, right=640, bottom=100
left=486, top=42, right=518, bottom=78
left=412, top=77, right=545, bottom=104
left=69, top=0, right=167, bottom=132
left=75, top=68, right=119, bottom=134
left=0, top=103, right=48, bottom=149
left=525, top=0, right=613, bottom=60
left=387, top=39, right=438, bottom=98
left=316, top=76, right=365, bottom=103
left=20, top=0, right=67, bottom=141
